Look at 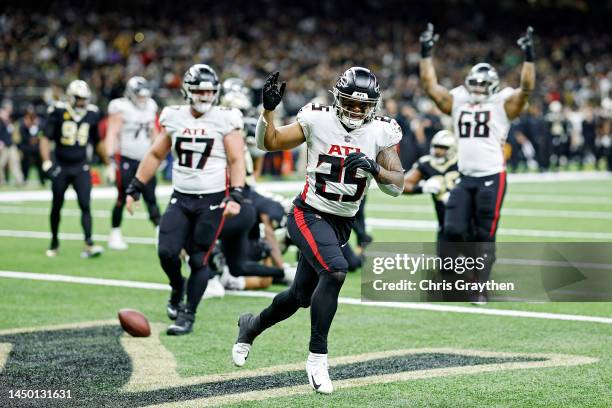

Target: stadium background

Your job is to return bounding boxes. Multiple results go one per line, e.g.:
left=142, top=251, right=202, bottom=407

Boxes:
left=1, top=0, right=612, bottom=185
left=0, top=1, right=611, bottom=407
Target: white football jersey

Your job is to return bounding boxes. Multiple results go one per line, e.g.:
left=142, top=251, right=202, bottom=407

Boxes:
left=107, top=97, right=158, bottom=161
left=296, top=103, right=402, bottom=217
left=450, top=86, right=514, bottom=177
left=159, top=105, right=243, bottom=194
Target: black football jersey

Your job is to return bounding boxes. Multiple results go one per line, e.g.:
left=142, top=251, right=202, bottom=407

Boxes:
left=44, top=102, right=101, bottom=165
left=413, top=155, right=459, bottom=224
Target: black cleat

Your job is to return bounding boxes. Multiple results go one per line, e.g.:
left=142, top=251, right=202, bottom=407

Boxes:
left=167, top=310, right=195, bottom=335
left=236, top=313, right=257, bottom=345
left=167, top=278, right=185, bottom=320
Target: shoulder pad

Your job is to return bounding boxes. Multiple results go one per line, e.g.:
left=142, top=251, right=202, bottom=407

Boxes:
left=86, top=104, right=99, bottom=112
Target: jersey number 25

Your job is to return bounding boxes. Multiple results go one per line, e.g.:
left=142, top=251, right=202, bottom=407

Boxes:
left=315, top=154, right=367, bottom=202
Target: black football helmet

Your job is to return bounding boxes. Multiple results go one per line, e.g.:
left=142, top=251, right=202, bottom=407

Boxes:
left=332, top=67, right=381, bottom=129
left=465, top=63, right=500, bottom=103
left=181, top=64, right=220, bottom=113
left=125, top=76, right=151, bottom=109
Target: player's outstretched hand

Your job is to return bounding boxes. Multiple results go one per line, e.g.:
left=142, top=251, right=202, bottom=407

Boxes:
left=262, top=72, right=286, bottom=111
left=419, top=23, right=439, bottom=58
left=125, top=178, right=144, bottom=215
left=344, top=152, right=380, bottom=176
left=422, top=178, right=442, bottom=194
left=517, top=26, right=535, bottom=62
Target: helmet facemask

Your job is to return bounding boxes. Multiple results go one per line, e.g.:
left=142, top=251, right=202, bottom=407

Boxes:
left=66, top=80, right=91, bottom=113
left=183, top=85, right=219, bottom=114
left=126, top=77, right=152, bottom=109
left=333, top=90, right=379, bottom=129
left=465, top=64, right=499, bottom=103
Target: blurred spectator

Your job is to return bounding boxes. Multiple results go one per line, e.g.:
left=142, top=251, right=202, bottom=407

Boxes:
left=0, top=99, right=24, bottom=185
left=15, top=105, right=45, bottom=185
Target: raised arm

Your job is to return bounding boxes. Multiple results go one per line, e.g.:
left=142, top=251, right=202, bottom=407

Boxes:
left=419, top=23, right=453, bottom=115
left=505, top=27, right=536, bottom=120
left=255, top=72, right=305, bottom=151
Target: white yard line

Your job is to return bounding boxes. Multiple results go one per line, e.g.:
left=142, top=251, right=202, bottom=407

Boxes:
left=3, top=203, right=612, bottom=221
left=365, top=218, right=612, bottom=240
left=0, top=229, right=156, bottom=244
left=366, top=204, right=612, bottom=220
left=0, top=171, right=610, bottom=203
left=0, top=270, right=610, bottom=324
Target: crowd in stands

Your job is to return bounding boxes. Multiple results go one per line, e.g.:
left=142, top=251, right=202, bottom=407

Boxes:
left=1, top=0, right=611, bottom=184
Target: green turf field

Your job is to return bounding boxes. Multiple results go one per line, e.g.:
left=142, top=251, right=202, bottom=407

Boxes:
left=0, top=176, right=611, bottom=407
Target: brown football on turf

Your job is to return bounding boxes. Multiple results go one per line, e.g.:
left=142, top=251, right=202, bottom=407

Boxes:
left=118, top=309, right=151, bottom=337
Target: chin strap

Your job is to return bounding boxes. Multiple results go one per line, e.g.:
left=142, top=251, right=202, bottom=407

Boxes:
left=255, top=114, right=269, bottom=151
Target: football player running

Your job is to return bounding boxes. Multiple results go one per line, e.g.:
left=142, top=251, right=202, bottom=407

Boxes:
left=40, top=80, right=112, bottom=258
left=126, top=64, right=245, bottom=335
left=106, top=76, right=161, bottom=250
left=232, top=68, right=404, bottom=394
left=419, top=24, right=535, bottom=302
left=403, top=129, right=459, bottom=242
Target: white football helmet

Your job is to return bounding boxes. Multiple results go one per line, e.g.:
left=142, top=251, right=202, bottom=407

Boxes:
left=430, top=130, right=457, bottom=164
left=66, top=80, right=92, bottom=109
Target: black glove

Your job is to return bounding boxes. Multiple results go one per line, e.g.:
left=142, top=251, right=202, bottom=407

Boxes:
left=262, top=72, right=286, bottom=111
left=125, top=177, right=146, bottom=201
left=419, top=23, right=439, bottom=58
left=222, top=186, right=245, bottom=205
left=517, top=26, right=535, bottom=62
left=344, top=152, right=380, bottom=176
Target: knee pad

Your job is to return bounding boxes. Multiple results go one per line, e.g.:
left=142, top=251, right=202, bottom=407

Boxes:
left=193, top=220, right=215, bottom=250
left=326, top=252, right=349, bottom=274
left=158, top=242, right=181, bottom=262
left=188, top=252, right=207, bottom=272
left=443, top=220, right=467, bottom=241
left=327, top=271, right=347, bottom=286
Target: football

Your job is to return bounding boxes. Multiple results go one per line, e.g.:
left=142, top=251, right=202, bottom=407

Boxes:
left=118, top=309, right=151, bottom=337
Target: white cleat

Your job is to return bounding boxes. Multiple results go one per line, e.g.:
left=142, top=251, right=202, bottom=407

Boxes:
left=203, top=275, right=225, bottom=299
left=282, top=263, right=297, bottom=285
left=306, top=353, right=334, bottom=394
left=232, top=343, right=251, bottom=367
left=45, top=249, right=58, bottom=258
left=220, top=266, right=246, bottom=290
left=81, top=244, right=104, bottom=259
left=108, top=228, right=128, bottom=250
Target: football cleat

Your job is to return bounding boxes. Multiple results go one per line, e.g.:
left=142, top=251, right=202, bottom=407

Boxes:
left=45, top=248, right=59, bottom=258
left=203, top=275, right=225, bottom=299
left=306, top=353, right=333, bottom=394
left=232, top=342, right=251, bottom=367
left=232, top=313, right=258, bottom=366
left=167, top=310, right=195, bottom=335
left=167, top=277, right=185, bottom=321
left=81, top=244, right=104, bottom=259
left=108, top=228, right=128, bottom=250
left=220, top=266, right=246, bottom=290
